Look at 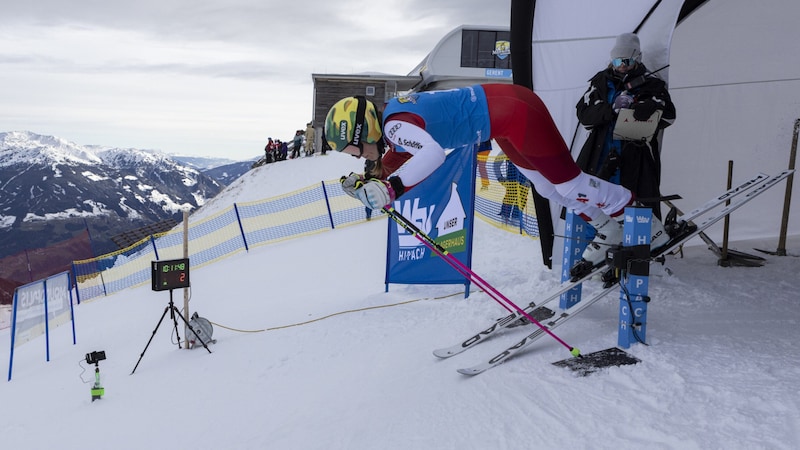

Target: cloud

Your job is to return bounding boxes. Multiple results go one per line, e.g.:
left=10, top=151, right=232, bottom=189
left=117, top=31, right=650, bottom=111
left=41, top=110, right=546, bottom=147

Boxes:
left=0, top=0, right=511, bottom=159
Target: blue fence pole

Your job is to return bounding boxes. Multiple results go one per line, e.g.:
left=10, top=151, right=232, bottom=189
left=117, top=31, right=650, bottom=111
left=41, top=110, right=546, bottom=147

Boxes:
left=618, top=207, right=652, bottom=348
left=68, top=272, right=77, bottom=345
left=150, top=235, right=160, bottom=261
left=8, top=290, right=19, bottom=381
left=321, top=181, right=335, bottom=230
left=71, top=262, right=82, bottom=305
left=233, top=203, right=250, bottom=252
left=43, top=279, right=51, bottom=362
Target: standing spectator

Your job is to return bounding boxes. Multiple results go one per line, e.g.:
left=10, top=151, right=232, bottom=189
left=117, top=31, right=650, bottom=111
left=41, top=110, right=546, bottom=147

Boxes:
left=263, top=138, right=275, bottom=164
left=291, top=130, right=304, bottom=159
left=305, top=122, right=316, bottom=156
left=575, top=32, right=676, bottom=219
left=279, top=140, right=289, bottom=161
left=267, top=138, right=279, bottom=163
left=320, top=130, right=330, bottom=156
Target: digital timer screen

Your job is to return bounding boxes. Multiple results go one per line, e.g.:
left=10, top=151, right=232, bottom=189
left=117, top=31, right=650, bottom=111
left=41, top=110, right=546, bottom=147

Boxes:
left=151, top=258, right=190, bottom=291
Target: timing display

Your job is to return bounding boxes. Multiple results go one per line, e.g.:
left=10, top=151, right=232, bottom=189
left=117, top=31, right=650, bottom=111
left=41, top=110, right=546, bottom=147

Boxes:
left=151, top=258, right=190, bottom=291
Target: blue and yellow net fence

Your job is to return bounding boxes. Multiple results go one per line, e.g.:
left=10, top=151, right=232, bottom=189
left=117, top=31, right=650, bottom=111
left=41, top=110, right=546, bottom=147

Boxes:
left=71, top=153, right=542, bottom=303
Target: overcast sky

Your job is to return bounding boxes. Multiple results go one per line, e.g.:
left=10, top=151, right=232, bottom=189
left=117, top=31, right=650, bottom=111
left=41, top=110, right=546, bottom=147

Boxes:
left=0, top=0, right=511, bottom=161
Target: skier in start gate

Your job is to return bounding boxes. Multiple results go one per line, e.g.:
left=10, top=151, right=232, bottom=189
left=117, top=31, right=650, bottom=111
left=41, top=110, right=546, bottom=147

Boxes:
left=324, top=84, right=669, bottom=271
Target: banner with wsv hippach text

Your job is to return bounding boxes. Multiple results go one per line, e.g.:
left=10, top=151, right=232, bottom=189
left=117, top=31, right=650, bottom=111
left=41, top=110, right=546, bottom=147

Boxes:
left=385, top=145, right=476, bottom=288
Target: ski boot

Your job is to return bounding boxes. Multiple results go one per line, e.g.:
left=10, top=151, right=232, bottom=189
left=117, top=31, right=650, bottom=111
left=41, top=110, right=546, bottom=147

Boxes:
left=569, top=213, right=623, bottom=281
left=570, top=211, right=674, bottom=282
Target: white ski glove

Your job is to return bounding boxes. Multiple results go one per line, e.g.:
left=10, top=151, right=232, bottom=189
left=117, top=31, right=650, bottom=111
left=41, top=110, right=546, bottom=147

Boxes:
left=354, top=179, right=396, bottom=210
left=340, top=172, right=366, bottom=198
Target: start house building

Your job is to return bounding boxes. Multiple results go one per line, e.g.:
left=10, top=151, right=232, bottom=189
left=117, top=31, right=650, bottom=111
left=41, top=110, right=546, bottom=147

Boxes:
left=310, top=25, right=513, bottom=150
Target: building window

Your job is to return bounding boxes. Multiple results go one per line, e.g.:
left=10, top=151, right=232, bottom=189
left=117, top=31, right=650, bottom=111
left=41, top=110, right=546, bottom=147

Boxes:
left=366, top=86, right=376, bottom=96
left=384, top=80, right=397, bottom=102
left=460, top=30, right=512, bottom=69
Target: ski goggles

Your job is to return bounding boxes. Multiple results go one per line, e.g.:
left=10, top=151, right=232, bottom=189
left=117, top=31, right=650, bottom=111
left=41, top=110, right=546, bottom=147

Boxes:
left=611, top=58, right=636, bottom=68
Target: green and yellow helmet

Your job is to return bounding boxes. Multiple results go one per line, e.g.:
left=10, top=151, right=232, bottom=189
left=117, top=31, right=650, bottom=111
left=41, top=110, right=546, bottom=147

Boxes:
left=324, top=96, right=382, bottom=152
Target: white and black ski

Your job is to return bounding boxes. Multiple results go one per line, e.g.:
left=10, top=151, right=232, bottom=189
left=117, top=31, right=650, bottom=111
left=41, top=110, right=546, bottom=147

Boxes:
left=455, top=170, right=792, bottom=375
left=569, top=172, right=772, bottom=280
left=434, top=171, right=773, bottom=360
left=432, top=266, right=605, bottom=358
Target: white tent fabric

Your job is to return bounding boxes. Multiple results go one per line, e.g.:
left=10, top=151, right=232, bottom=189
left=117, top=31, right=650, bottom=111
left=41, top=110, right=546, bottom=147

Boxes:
left=664, top=0, right=800, bottom=242
left=523, top=0, right=799, bottom=253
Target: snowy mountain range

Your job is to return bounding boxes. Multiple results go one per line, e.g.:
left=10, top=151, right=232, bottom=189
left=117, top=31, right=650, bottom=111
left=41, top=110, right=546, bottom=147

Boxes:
left=197, top=159, right=259, bottom=185
left=0, top=131, right=226, bottom=257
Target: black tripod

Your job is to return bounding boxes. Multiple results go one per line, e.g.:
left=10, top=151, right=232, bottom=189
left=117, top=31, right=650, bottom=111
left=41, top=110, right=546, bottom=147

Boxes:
left=131, top=289, right=211, bottom=374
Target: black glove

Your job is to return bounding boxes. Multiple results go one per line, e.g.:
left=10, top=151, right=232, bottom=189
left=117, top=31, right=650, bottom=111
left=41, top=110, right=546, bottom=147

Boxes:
left=632, top=99, right=660, bottom=121
left=600, top=103, right=615, bottom=122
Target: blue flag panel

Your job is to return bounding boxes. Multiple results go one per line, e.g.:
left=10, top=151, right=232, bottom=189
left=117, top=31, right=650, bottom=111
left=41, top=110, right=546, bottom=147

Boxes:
left=385, top=146, right=476, bottom=287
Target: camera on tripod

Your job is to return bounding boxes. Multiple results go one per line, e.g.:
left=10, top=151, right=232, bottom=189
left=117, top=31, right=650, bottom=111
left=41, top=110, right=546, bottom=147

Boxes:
left=86, top=350, right=106, bottom=365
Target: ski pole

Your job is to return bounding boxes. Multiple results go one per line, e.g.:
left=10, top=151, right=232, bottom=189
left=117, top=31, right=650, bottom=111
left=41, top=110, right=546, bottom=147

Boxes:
left=383, top=206, right=581, bottom=357
left=384, top=205, right=519, bottom=307
left=385, top=206, right=512, bottom=312
left=384, top=206, right=513, bottom=309
left=383, top=206, right=510, bottom=301
left=384, top=205, right=525, bottom=315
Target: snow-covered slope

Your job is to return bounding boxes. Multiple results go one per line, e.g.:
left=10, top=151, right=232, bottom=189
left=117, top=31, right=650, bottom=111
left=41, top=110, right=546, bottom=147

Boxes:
left=1, top=152, right=797, bottom=450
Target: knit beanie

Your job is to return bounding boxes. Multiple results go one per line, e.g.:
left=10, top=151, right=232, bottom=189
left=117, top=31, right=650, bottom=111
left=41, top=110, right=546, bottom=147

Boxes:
left=610, top=33, right=642, bottom=61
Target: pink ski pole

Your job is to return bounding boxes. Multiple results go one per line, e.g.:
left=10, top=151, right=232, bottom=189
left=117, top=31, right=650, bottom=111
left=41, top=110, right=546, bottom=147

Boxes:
left=384, top=206, right=581, bottom=357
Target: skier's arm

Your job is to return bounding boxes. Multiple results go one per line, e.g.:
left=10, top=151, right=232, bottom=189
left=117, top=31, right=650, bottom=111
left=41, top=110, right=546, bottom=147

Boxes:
left=382, top=119, right=446, bottom=189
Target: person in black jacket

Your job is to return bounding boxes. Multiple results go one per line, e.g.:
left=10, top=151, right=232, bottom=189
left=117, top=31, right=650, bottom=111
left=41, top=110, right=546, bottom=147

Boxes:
left=576, top=33, right=675, bottom=219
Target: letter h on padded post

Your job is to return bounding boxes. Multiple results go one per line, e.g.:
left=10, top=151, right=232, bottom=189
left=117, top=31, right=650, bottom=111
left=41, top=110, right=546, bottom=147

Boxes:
left=617, top=207, right=652, bottom=349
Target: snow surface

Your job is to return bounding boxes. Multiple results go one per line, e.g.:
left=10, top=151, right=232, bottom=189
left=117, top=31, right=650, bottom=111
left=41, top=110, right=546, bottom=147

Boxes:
left=1, top=153, right=798, bottom=450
